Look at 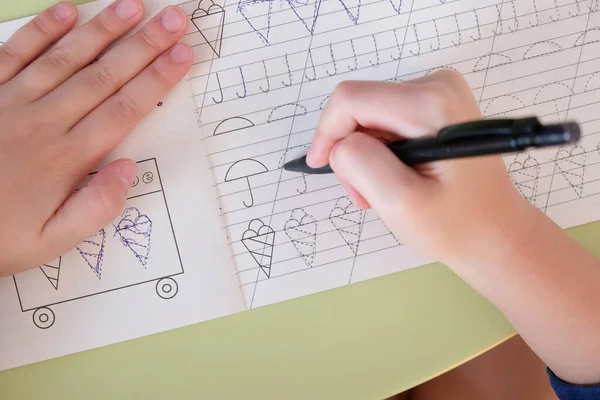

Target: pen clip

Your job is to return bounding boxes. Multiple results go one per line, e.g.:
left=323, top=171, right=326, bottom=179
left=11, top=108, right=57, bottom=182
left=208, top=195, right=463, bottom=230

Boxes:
left=436, top=117, right=541, bottom=143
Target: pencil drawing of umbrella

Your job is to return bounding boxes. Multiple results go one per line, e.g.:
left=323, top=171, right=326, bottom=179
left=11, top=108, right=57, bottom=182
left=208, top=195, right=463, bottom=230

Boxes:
left=224, top=159, right=268, bottom=208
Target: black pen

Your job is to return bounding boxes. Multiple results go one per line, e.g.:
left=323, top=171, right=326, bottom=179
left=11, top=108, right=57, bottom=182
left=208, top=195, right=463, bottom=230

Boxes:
left=283, top=117, right=581, bottom=174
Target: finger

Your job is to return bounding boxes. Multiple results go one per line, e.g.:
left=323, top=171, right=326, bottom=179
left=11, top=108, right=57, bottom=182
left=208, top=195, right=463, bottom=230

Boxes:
left=42, top=6, right=188, bottom=129
left=329, top=131, right=429, bottom=217
left=70, top=43, right=192, bottom=158
left=41, top=159, right=137, bottom=256
left=0, top=2, right=77, bottom=85
left=307, top=80, right=446, bottom=168
left=337, top=174, right=370, bottom=210
left=5, top=0, right=145, bottom=104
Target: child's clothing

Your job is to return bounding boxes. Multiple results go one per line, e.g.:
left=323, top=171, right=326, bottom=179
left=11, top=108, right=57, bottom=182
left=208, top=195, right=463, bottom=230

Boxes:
left=548, top=369, right=600, bottom=400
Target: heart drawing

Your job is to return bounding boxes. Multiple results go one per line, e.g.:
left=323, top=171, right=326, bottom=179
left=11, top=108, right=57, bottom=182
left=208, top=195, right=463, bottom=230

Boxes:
left=284, top=209, right=317, bottom=267
left=114, top=207, right=153, bottom=267
left=508, top=153, right=541, bottom=206
left=555, top=145, right=586, bottom=198
left=329, top=197, right=364, bottom=255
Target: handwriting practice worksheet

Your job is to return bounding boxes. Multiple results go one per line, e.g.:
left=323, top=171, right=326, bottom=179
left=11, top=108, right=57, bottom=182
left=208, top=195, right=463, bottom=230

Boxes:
left=181, top=0, right=600, bottom=307
left=1, top=0, right=600, bottom=371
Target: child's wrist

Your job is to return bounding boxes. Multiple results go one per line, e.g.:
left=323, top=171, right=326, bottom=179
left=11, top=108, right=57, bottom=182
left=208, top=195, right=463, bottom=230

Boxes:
left=443, top=194, right=543, bottom=273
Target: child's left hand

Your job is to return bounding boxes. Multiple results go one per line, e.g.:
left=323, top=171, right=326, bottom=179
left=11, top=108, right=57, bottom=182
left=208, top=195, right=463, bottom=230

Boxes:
left=0, top=0, right=192, bottom=275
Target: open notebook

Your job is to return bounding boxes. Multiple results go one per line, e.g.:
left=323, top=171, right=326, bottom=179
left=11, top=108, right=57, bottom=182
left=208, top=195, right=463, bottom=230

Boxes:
left=1, top=0, right=599, bottom=371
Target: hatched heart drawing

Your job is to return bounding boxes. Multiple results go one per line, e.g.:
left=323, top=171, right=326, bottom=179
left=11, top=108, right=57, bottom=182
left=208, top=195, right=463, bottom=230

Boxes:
left=284, top=209, right=317, bottom=267
left=114, top=207, right=153, bottom=267
left=555, top=145, right=586, bottom=198
left=508, top=153, right=540, bottom=206
left=329, top=197, right=364, bottom=255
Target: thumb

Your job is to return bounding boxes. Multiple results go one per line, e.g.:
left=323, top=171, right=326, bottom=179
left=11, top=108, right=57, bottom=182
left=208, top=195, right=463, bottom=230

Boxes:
left=42, top=159, right=137, bottom=254
left=329, top=132, right=429, bottom=217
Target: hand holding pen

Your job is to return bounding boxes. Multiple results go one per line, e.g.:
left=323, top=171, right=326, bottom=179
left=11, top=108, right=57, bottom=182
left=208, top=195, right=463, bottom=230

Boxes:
left=285, top=73, right=599, bottom=386
left=284, top=117, right=579, bottom=174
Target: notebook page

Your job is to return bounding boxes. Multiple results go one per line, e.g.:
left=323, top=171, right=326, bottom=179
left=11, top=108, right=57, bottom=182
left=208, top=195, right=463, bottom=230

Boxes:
left=0, top=0, right=245, bottom=372
left=184, top=0, right=600, bottom=308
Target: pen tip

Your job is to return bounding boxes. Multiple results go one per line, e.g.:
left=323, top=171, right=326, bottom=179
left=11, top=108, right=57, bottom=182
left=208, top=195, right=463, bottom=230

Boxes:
left=283, top=155, right=334, bottom=174
left=283, top=156, right=307, bottom=173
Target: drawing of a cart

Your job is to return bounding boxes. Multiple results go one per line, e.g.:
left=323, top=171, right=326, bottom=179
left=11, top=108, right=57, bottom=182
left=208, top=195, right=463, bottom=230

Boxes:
left=12, top=159, right=184, bottom=329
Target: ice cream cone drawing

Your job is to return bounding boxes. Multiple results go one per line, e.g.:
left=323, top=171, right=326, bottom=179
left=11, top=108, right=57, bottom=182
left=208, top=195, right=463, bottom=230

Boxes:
left=191, top=0, right=225, bottom=57
left=114, top=207, right=153, bottom=267
left=284, top=209, right=317, bottom=267
left=242, top=219, right=275, bottom=278
left=329, top=197, right=363, bottom=255
left=76, top=229, right=106, bottom=279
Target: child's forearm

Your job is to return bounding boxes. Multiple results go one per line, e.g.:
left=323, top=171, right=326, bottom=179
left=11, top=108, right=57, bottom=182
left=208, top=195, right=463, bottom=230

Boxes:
left=306, top=73, right=600, bottom=385
left=449, top=204, right=600, bottom=385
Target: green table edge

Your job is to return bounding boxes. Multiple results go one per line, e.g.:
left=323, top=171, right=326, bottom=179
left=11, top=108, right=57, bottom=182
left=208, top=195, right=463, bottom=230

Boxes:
left=9, top=223, right=600, bottom=400
left=1, top=2, right=598, bottom=398
left=0, top=1, right=85, bottom=23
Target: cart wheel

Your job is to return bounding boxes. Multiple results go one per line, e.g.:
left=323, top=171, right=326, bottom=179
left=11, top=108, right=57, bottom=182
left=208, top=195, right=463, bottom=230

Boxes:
left=156, top=277, right=178, bottom=299
left=33, top=307, right=55, bottom=329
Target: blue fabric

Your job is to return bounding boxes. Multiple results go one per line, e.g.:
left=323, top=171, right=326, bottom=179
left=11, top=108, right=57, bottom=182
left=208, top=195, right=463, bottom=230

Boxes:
left=548, top=369, right=600, bottom=400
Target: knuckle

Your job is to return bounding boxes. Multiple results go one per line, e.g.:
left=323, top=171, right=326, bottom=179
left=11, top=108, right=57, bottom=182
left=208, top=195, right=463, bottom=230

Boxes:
left=45, top=46, right=77, bottom=71
left=332, top=132, right=362, bottom=165
left=91, top=13, right=116, bottom=37
left=426, top=84, right=450, bottom=106
left=137, top=27, right=163, bottom=52
left=429, top=69, right=470, bottom=98
left=31, top=14, right=52, bottom=36
left=110, top=94, right=140, bottom=121
left=430, top=68, right=462, bottom=82
left=425, top=72, right=478, bottom=123
left=0, top=43, right=25, bottom=65
left=344, top=131, right=364, bottom=151
left=95, top=188, right=121, bottom=219
left=148, top=62, right=171, bottom=85
left=333, top=80, right=359, bottom=100
left=91, top=62, right=121, bottom=90
left=421, top=81, right=456, bottom=116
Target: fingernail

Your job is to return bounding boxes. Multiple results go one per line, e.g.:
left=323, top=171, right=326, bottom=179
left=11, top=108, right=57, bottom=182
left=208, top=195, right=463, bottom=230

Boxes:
left=116, top=0, right=142, bottom=20
left=306, top=146, right=325, bottom=168
left=161, top=7, right=186, bottom=33
left=53, top=2, right=73, bottom=20
left=120, top=162, right=138, bottom=188
left=170, top=43, right=192, bottom=63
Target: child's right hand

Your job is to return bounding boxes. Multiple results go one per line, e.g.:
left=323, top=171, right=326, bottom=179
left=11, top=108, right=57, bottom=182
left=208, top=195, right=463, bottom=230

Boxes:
left=308, top=71, right=600, bottom=385
left=307, top=70, right=537, bottom=268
